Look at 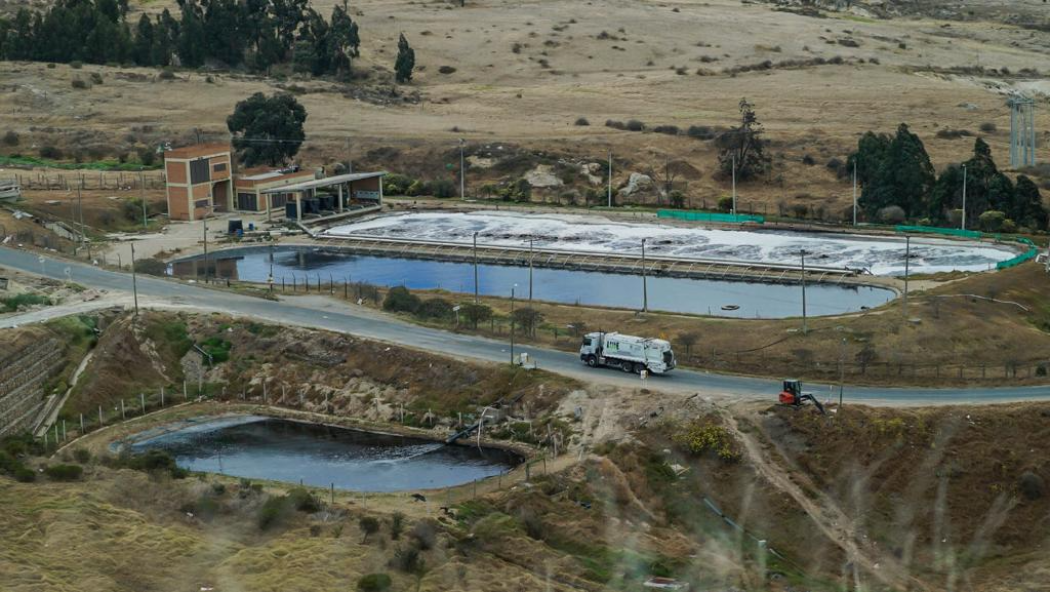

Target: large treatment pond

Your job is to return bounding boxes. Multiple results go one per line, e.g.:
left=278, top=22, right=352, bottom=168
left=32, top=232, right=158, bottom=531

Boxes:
left=128, top=416, right=522, bottom=492
left=172, top=247, right=895, bottom=318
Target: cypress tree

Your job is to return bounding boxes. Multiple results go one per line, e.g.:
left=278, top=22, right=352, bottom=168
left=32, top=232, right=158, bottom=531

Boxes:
left=177, top=1, right=206, bottom=67
left=133, top=14, right=155, bottom=66
left=394, top=33, right=414, bottom=83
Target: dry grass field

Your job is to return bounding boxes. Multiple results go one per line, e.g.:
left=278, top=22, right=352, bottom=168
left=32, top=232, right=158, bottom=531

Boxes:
left=1, top=0, right=1047, bottom=212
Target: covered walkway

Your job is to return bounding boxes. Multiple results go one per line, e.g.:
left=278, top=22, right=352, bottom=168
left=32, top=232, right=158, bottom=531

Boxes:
left=261, top=172, right=386, bottom=222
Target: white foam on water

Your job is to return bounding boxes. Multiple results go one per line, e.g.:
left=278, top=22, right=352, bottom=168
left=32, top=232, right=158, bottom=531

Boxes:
left=323, top=211, right=1017, bottom=276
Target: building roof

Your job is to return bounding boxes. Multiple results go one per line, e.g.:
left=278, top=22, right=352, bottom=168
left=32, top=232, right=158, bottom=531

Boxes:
left=164, top=143, right=231, bottom=160
left=260, top=171, right=386, bottom=194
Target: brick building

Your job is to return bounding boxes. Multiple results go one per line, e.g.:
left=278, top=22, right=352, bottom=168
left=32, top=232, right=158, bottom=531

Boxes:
left=163, top=144, right=234, bottom=221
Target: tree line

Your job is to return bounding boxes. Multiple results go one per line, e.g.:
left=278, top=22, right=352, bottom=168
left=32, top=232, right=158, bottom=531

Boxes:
left=849, top=124, right=1045, bottom=232
left=0, top=0, right=361, bottom=76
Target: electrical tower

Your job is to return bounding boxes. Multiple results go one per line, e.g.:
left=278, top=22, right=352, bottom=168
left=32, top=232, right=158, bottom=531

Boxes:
left=1008, top=94, right=1036, bottom=168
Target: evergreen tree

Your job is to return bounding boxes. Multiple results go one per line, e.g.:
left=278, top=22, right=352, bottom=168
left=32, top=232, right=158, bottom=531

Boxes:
left=394, top=33, right=414, bottom=83
left=846, top=131, right=891, bottom=186
left=1015, top=175, right=1048, bottom=231
left=177, top=1, right=207, bottom=67
left=202, top=0, right=245, bottom=66
left=226, top=92, right=308, bottom=167
left=153, top=9, right=179, bottom=67
left=5, top=9, right=35, bottom=61
left=0, top=20, right=9, bottom=60
left=716, top=98, right=771, bottom=181
left=270, top=0, right=308, bottom=59
left=133, top=14, right=155, bottom=66
left=858, top=124, right=935, bottom=220
left=294, top=9, right=330, bottom=76
left=328, top=4, right=359, bottom=76
left=0, top=0, right=346, bottom=74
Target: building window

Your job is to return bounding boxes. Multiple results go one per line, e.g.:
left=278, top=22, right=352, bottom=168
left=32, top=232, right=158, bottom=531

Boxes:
left=194, top=199, right=210, bottom=208
left=271, top=193, right=290, bottom=208
left=213, top=162, right=227, bottom=172
left=190, top=159, right=211, bottom=184
left=236, top=192, right=258, bottom=211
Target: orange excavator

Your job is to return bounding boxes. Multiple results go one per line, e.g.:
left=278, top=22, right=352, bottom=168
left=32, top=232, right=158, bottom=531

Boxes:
left=779, top=379, right=825, bottom=414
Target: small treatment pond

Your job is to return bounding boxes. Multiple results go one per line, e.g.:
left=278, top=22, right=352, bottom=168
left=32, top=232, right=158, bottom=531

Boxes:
left=171, top=247, right=895, bottom=318
left=129, top=416, right=522, bottom=492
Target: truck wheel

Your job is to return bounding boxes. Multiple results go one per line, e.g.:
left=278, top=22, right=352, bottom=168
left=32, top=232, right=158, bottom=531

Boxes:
left=621, top=362, right=634, bottom=373
left=586, top=355, right=597, bottom=368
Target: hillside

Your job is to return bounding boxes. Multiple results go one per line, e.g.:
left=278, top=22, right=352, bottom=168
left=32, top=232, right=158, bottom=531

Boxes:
left=1, top=0, right=1047, bottom=214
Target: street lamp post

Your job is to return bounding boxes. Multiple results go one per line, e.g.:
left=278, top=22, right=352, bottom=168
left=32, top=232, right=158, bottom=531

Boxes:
left=961, top=163, right=968, bottom=230
left=839, top=337, right=846, bottom=408
left=459, top=139, right=466, bottom=200
left=903, top=235, right=911, bottom=317
left=852, top=159, right=858, bottom=227
left=731, top=154, right=737, bottom=215
left=528, top=238, right=534, bottom=301
left=473, top=231, right=479, bottom=305
left=800, top=249, right=808, bottom=335
left=641, top=238, right=648, bottom=313
left=140, top=168, right=148, bottom=230
left=510, top=284, right=517, bottom=364
left=268, top=240, right=275, bottom=293
left=607, top=152, right=613, bottom=208
left=130, top=242, right=139, bottom=317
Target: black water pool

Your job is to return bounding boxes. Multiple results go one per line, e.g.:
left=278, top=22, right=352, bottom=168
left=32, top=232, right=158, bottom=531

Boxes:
left=129, top=416, right=521, bottom=492
left=170, top=246, right=895, bottom=318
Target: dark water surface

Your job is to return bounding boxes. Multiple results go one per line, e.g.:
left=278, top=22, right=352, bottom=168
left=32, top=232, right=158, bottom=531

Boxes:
left=129, top=416, right=521, bottom=492
left=171, top=246, right=895, bottom=318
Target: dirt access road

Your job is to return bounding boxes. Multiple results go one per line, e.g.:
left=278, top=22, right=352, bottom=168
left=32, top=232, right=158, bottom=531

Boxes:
left=3, top=246, right=1050, bottom=405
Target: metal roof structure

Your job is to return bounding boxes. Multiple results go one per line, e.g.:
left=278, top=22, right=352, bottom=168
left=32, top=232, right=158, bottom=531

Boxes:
left=260, top=171, right=386, bottom=194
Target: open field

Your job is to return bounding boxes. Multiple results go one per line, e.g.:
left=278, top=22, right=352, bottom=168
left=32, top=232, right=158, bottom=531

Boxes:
left=1, top=0, right=1048, bottom=213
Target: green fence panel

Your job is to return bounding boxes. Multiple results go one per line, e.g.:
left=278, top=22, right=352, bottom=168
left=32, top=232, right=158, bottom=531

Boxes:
left=895, top=226, right=1039, bottom=270
left=894, top=225, right=984, bottom=240
left=997, top=248, right=1038, bottom=270
left=658, top=209, right=764, bottom=224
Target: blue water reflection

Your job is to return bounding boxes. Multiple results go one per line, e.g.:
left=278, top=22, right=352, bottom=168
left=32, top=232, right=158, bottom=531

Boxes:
left=171, top=246, right=894, bottom=318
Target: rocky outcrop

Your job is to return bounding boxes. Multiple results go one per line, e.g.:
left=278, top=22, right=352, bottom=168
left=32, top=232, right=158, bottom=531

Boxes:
left=579, top=163, right=605, bottom=186
left=525, top=164, right=564, bottom=188
left=617, top=173, right=654, bottom=198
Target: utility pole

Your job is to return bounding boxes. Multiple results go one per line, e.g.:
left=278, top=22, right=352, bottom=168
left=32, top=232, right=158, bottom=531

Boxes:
left=77, top=182, right=86, bottom=256
left=130, top=242, right=139, bottom=316
left=838, top=337, right=846, bottom=409
left=852, top=159, right=858, bottom=226
left=607, top=152, right=613, bottom=208
left=139, top=168, right=147, bottom=230
left=961, top=164, right=968, bottom=230
left=201, top=207, right=211, bottom=281
left=510, top=285, right=517, bottom=364
left=268, top=240, right=275, bottom=293
left=459, top=138, right=466, bottom=200
left=800, top=249, right=808, bottom=335
left=528, top=238, right=534, bottom=301
left=473, top=231, right=479, bottom=305
left=641, top=238, right=648, bottom=313
left=903, top=235, right=911, bottom=317
left=731, top=154, right=737, bottom=215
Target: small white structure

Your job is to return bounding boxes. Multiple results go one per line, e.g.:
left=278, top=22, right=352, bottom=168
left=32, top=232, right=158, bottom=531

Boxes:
left=643, top=577, right=690, bottom=591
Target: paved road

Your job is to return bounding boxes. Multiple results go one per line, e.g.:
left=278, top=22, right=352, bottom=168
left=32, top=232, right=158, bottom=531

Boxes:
left=2, top=247, right=1047, bottom=406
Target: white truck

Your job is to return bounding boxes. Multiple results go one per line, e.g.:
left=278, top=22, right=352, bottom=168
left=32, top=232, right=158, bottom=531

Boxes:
left=579, top=332, right=676, bottom=374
